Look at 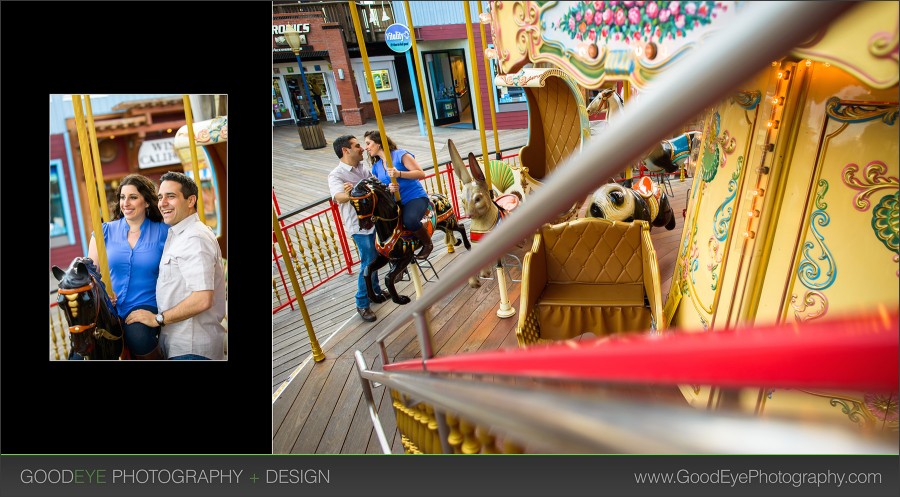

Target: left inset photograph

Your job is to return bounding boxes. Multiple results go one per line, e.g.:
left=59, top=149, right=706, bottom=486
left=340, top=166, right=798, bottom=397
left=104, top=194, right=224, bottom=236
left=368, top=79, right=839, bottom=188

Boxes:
left=49, top=94, right=228, bottom=361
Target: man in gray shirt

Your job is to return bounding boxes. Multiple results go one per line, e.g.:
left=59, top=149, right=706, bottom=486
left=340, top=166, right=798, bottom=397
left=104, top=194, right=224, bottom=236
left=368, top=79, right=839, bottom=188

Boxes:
left=126, top=171, right=226, bottom=360
left=328, top=135, right=389, bottom=322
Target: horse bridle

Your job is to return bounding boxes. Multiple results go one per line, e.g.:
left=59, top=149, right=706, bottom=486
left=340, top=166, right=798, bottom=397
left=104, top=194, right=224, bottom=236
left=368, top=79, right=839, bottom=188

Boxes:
left=349, top=185, right=398, bottom=222
left=57, top=279, right=121, bottom=341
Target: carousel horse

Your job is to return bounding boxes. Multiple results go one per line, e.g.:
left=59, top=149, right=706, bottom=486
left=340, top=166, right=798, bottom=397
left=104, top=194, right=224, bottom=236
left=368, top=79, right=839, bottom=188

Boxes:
left=588, top=175, right=677, bottom=231
left=349, top=177, right=471, bottom=305
left=51, top=257, right=126, bottom=360
left=585, top=87, right=626, bottom=136
left=449, top=139, right=523, bottom=288
left=643, top=131, right=702, bottom=173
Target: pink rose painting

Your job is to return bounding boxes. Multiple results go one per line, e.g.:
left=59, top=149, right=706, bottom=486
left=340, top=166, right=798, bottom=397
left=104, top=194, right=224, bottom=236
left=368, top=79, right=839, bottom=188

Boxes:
left=560, top=1, right=720, bottom=45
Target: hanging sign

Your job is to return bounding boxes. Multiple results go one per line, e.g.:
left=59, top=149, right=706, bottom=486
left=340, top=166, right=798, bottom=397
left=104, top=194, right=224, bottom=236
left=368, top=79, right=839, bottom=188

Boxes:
left=138, top=137, right=180, bottom=169
left=385, top=23, right=412, bottom=53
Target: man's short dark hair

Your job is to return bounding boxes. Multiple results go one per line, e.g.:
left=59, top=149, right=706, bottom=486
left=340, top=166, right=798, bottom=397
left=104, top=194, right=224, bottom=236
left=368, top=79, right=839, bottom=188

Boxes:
left=333, top=135, right=356, bottom=159
left=160, top=171, right=199, bottom=201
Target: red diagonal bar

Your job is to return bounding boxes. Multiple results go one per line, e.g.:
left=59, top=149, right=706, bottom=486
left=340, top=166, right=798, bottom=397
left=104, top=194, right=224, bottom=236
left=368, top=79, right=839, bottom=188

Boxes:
left=384, top=309, right=899, bottom=391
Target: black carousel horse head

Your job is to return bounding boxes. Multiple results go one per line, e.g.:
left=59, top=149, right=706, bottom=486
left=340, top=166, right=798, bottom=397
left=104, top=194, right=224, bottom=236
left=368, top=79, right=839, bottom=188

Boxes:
left=349, top=177, right=397, bottom=231
left=589, top=179, right=676, bottom=231
left=52, top=257, right=124, bottom=360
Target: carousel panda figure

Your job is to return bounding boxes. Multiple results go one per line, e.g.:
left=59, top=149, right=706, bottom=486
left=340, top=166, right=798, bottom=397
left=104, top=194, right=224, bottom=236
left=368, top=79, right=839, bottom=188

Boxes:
left=588, top=175, right=677, bottom=231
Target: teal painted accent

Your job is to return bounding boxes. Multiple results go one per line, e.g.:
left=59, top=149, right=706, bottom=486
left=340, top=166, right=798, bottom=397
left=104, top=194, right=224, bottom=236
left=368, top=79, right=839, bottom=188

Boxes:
left=700, top=112, right=721, bottom=183
left=713, top=157, right=743, bottom=241
left=62, top=131, right=88, bottom=255
left=872, top=191, right=899, bottom=252
left=405, top=51, right=425, bottom=136
left=798, top=180, right=837, bottom=290
left=50, top=160, right=76, bottom=246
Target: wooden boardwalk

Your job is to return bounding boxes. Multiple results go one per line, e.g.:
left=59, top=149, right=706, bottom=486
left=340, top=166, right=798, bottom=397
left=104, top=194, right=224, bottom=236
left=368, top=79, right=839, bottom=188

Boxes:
left=273, top=112, right=530, bottom=215
left=272, top=169, right=692, bottom=454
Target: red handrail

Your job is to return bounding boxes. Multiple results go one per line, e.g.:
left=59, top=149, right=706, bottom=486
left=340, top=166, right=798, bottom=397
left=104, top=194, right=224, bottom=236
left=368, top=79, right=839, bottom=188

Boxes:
left=384, top=309, right=899, bottom=392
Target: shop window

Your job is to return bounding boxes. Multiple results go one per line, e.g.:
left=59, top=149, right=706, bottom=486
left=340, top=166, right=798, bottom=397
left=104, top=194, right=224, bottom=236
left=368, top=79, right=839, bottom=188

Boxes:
left=488, top=45, right=526, bottom=108
left=50, top=160, right=75, bottom=247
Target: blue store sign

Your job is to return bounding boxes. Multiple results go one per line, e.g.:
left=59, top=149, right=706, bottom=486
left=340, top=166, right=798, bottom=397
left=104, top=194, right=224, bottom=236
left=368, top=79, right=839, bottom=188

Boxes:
left=385, top=23, right=412, bottom=53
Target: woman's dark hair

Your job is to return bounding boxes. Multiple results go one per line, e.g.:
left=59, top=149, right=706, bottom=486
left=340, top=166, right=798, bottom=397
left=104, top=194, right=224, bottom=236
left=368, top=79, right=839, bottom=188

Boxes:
left=364, top=130, right=398, bottom=152
left=112, top=174, right=163, bottom=222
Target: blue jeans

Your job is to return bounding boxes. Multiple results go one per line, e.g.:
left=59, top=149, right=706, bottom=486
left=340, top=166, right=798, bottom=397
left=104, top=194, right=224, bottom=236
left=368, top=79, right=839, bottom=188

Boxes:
left=170, top=354, right=210, bottom=360
left=402, top=197, right=430, bottom=231
left=352, top=232, right=383, bottom=308
left=123, top=304, right=160, bottom=355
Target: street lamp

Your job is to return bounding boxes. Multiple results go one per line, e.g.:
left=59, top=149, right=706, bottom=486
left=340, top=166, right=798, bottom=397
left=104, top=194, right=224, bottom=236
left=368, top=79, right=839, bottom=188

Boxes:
left=284, top=24, right=318, bottom=122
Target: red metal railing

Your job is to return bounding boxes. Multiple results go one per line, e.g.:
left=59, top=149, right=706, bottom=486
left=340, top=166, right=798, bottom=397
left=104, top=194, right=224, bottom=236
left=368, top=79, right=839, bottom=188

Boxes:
left=271, top=150, right=518, bottom=314
left=384, top=309, right=899, bottom=392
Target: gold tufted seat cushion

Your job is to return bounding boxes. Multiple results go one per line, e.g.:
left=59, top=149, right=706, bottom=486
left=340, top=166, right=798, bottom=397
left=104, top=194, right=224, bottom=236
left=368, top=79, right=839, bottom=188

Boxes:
left=516, top=218, right=664, bottom=346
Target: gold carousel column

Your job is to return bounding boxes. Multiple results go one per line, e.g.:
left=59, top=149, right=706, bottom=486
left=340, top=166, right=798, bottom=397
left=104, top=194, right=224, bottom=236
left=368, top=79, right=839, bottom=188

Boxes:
left=83, top=95, right=110, bottom=223
left=403, top=0, right=455, bottom=253
left=72, top=95, right=113, bottom=295
left=273, top=206, right=325, bottom=362
left=182, top=95, right=206, bottom=225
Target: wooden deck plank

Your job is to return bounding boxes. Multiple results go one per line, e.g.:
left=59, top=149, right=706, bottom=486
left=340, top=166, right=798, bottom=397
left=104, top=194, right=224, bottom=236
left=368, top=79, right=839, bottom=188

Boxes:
left=273, top=357, right=337, bottom=453
left=292, top=357, right=355, bottom=453
left=272, top=357, right=316, bottom=436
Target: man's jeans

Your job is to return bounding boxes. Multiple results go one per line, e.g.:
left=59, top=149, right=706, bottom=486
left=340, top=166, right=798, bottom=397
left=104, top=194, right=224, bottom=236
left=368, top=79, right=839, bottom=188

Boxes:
left=352, top=232, right=384, bottom=309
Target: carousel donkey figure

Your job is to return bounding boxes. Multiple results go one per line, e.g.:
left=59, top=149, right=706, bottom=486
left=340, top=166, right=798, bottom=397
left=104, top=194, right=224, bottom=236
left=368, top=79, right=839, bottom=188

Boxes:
left=588, top=175, right=677, bottom=231
left=349, top=177, right=471, bottom=305
left=448, top=139, right=523, bottom=289
left=52, top=257, right=126, bottom=360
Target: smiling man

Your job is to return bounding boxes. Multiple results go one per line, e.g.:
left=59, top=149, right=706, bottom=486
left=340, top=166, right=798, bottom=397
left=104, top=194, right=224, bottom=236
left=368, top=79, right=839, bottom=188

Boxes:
left=125, top=171, right=226, bottom=360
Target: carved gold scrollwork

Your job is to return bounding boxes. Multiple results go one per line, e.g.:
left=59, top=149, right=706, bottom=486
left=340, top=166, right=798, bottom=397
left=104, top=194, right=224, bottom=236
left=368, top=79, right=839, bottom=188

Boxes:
left=841, top=161, right=899, bottom=211
left=825, top=97, right=899, bottom=125
left=790, top=290, right=829, bottom=323
left=732, top=90, right=761, bottom=111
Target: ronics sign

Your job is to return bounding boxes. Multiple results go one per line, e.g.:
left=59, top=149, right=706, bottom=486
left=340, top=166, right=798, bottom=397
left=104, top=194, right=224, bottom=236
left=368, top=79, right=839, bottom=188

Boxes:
left=385, top=23, right=411, bottom=53
left=272, top=24, right=310, bottom=34
left=138, top=138, right=180, bottom=169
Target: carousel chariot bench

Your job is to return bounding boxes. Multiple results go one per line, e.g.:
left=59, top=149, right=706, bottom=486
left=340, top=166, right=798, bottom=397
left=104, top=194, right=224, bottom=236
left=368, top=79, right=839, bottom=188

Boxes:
left=516, top=218, right=665, bottom=346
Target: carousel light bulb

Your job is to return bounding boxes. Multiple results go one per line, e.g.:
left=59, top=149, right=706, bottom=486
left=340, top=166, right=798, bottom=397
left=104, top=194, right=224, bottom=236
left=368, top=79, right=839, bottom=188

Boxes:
left=748, top=209, right=760, bottom=218
left=824, top=62, right=830, bottom=68
left=805, top=60, right=812, bottom=67
left=772, top=97, right=779, bottom=105
left=752, top=188, right=765, bottom=197
left=743, top=231, right=756, bottom=239
left=777, top=71, right=783, bottom=79
left=771, top=61, right=778, bottom=67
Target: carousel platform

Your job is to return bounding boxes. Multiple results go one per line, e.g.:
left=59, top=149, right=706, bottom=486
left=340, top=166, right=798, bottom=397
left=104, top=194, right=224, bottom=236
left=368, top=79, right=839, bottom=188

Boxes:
left=272, top=174, right=691, bottom=453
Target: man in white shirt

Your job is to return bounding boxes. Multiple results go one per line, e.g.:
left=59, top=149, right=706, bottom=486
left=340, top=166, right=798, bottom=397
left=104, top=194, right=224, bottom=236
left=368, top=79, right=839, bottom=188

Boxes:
left=126, top=171, right=226, bottom=359
left=328, top=135, right=389, bottom=322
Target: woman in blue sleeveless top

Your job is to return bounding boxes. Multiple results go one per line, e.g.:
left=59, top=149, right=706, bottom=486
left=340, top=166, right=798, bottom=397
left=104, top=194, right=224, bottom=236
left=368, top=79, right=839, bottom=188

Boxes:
left=87, top=174, right=168, bottom=359
left=363, top=130, right=433, bottom=259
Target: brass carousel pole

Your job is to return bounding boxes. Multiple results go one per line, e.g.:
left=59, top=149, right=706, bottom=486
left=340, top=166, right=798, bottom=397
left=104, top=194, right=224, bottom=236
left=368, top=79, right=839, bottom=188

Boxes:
left=83, top=96, right=110, bottom=223
left=274, top=206, right=325, bottom=362
left=466, top=2, right=513, bottom=319
left=463, top=1, right=492, bottom=190
left=403, top=1, right=454, bottom=253
left=477, top=2, right=501, bottom=160
left=182, top=95, right=207, bottom=225
left=71, top=95, right=114, bottom=296
left=350, top=1, right=424, bottom=298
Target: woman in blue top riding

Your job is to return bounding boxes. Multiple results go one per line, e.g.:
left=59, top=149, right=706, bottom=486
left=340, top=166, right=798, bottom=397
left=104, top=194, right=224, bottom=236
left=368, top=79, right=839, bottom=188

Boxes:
left=363, top=130, right=433, bottom=260
left=87, top=174, right=169, bottom=359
